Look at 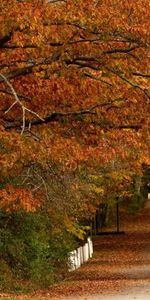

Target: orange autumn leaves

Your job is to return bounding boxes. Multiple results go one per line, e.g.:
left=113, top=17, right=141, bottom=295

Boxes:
left=0, top=0, right=150, bottom=212
left=0, top=185, right=41, bottom=212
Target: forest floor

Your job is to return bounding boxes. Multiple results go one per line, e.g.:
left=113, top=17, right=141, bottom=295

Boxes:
left=1, top=202, right=150, bottom=300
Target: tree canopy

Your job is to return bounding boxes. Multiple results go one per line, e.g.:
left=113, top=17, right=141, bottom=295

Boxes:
left=0, top=0, right=150, bottom=210
left=0, top=0, right=150, bottom=290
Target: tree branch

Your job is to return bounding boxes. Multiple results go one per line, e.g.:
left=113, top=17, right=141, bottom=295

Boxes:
left=0, top=88, right=31, bottom=101
left=132, top=72, right=150, bottom=78
left=0, top=32, right=12, bottom=48
left=0, top=73, right=44, bottom=134
left=1, top=43, right=38, bottom=49
left=0, top=66, right=34, bottom=82
left=0, top=53, right=61, bottom=82
left=4, top=98, right=127, bottom=130
left=65, top=59, right=100, bottom=70
left=106, top=66, right=150, bottom=99
left=83, top=72, right=113, bottom=86
left=91, top=121, right=142, bottom=130
left=46, top=0, right=66, bottom=3
left=103, top=46, right=138, bottom=55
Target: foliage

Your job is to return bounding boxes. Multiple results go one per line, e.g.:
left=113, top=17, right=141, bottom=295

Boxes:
left=0, top=0, right=150, bottom=291
left=0, top=209, right=77, bottom=291
left=0, top=0, right=150, bottom=175
left=0, top=0, right=150, bottom=211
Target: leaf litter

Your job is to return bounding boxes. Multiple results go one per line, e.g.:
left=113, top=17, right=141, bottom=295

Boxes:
left=1, top=206, right=150, bottom=299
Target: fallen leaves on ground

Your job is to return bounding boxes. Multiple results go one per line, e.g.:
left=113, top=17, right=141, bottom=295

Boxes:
left=1, top=206, right=150, bottom=299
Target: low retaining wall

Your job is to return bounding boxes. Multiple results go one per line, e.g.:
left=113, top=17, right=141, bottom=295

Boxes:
left=68, top=237, right=93, bottom=271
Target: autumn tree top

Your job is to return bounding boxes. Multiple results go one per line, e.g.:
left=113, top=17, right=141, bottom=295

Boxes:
left=0, top=0, right=150, bottom=210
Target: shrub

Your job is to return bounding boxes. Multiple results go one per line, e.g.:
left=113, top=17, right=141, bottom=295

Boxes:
left=0, top=209, right=76, bottom=291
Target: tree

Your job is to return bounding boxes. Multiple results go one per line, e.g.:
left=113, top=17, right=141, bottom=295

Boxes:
left=0, top=0, right=150, bottom=212
left=0, top=0, right=150, bottom=289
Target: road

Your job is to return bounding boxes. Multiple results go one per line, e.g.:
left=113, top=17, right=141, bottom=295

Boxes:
left=40, top=204, right=150, bottom=299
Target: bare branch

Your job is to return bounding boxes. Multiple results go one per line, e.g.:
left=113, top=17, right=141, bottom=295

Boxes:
left=0, top=73, right=20, bottom=103
left=0, top=73, right=44, bottom=134
left=32, top=168, right=49, bottom=201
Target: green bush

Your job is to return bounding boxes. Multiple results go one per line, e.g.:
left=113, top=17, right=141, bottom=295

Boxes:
left=0, top=209, right=76, bottom=291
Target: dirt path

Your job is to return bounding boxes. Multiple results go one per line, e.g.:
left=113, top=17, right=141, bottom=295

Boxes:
left=34, top=205, right=150, bottom=299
